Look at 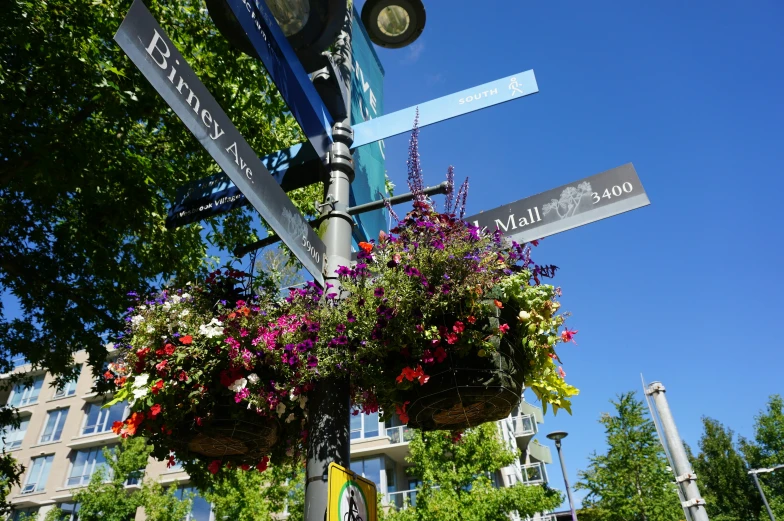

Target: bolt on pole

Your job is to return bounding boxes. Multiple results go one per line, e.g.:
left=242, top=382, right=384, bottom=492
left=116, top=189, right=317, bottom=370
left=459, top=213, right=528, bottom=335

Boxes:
left=646, top=382, right=710, bottom=521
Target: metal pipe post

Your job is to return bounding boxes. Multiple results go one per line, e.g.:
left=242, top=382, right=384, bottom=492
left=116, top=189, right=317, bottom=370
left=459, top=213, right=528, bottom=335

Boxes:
left=750, top=471, right=776, bottom=521
left=646, top=382, right=709, bottom=521
left=554, top=440, right=578, bottom=521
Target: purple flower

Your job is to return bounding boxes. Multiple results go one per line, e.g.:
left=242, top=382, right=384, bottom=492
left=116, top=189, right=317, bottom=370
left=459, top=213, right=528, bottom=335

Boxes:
left=327, top=293, right=338, bottom=300
left=307, top=355, right=318, bottom=368
left=357, top=298, right=366, bottom=308
left=347, top=311, right=356, bottom=323
left=336, top=324, right=346, bottom=334
left=308, top=322, right=320, bottom=333
left=441, top=284, right=451, bottom=294
left=336, top=266, right=351, bottom=277
left=374, top=287, right=385, bottom=298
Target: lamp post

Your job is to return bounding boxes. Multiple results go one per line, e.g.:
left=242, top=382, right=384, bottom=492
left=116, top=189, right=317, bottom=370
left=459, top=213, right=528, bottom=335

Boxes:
left=749, top=464, right=784, bottom=521
left=361, top=0, right=426, bottom=48
left=547, top=431, right=578, bottom=521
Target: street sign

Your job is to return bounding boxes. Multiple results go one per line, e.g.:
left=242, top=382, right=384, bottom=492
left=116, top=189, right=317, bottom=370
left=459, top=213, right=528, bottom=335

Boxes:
left=115, top=0, right=325, bottom=285
left=327, top=462, right=377, bottom=521
left=351, top=69, right=539, bottom=149
left=224, top=0, right=333, bottom=159
left=465, top=163, right=650, bottom=243
left=166, top=142, right=322, bottom=229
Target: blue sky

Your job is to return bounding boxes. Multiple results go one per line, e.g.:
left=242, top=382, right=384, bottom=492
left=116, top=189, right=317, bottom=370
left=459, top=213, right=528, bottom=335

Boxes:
left=357, top=0, right=784, bottom=509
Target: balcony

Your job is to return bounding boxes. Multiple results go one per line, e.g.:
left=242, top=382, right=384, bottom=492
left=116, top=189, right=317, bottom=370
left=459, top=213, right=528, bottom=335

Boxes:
left=527, top=440, right=552, bottom=464
left=386, top=489, right=418, bottom=510
left=386, top=425, right=414, bottom=445
left=516, top=401, right=544, bottom=424
left=521, top=461, right=548, bottom=485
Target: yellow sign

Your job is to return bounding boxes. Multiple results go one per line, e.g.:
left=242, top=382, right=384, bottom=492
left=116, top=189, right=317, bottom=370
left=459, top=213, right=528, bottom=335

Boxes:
left=327, top=462, right=377, bottom=521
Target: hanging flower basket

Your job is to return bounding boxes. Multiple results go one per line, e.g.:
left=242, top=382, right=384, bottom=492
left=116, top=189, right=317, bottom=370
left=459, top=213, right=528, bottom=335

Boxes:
left=396, top=302, right=527, bottom=431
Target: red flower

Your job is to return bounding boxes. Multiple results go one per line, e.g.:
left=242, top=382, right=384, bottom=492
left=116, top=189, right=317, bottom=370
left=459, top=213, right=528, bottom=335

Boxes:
left=241, top=464, right=251, bottom=471
left=395, top=401, right=411, bottom=424
left=179, top=335, right=193, bottom=345
left=493, top=300, right=503, bottom=309
left=452, top=321, right=465, bottom=334
left=151, top=379, right=164, bottom=395
left=104, top=371, right=114, bottom=380
left=466, top=316, right=476, bottom=324
left=358, top=242, right=373, bottom=253
left=136, top=347, right=150, bottom=359
left=164, top=343, right=176, bottom=356
left=124, top=412, right=145, bottom=437
left=111, top=421, right=124, bottom=435
left=434, top=346, right=447, bottom=363
left=177, top=370, right=188, bottom=382
left=561, top=328, right=578, bottom=344
left=445, top=333, right=458, bottom=345
left=155, top=348, right=165, bottom=357
left=208, top=460, right=222, bottom=474
left=149, top=404, right=162, bottom=418
left=195, top=417, right=204, bottom=426
left=166, top=455, right=177, bottom=468
left=257, top=456, right=270, bottom=472
left=499, top=323, right=510, bottom=334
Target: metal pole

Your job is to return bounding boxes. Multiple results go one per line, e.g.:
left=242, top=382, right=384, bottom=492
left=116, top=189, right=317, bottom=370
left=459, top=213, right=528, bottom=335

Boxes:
left=750, top=471, right=776, bottom=521
left=554, top=440, right=578, bottom=521
left=304, top=7, right=356, bottom=518
left=646, top=382, right=709, bottom=521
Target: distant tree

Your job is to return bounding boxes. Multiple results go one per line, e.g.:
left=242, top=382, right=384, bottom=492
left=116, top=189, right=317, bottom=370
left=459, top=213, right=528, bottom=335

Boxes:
left=255, top=247, right=306, bottom=293
left=576, top=392, right=683, bottom=521
left=691, top=417, right=761, bottom=521
left=381, top=423, right=562, bottom=521
left=202, top=463, right=301, bottom=521
left=43, top=437, right=190, bottom=521
left=740, top=395, right=784, bottom=520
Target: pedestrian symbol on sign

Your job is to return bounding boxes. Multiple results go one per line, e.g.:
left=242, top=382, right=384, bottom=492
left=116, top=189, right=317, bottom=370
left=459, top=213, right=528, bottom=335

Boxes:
left=509, top=77, right=524, bottom=96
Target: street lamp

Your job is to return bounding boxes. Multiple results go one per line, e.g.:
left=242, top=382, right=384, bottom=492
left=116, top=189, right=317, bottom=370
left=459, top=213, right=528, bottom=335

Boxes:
left=205, top=0, right=348, bottom=71
left=361, top=0, right=426, bottom=48
left=749, top=464, right=784, bottom=521
left=547, top=431, right=578, bottom=521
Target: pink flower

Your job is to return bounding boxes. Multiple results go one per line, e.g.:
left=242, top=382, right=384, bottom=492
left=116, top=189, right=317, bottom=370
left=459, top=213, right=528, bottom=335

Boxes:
left=452, top=321, right=465, bottom=334
left=561, top=328, right=578, bottom=344
left=558, top=366, right=566, bottom=379
left=499, top=323, right=510, bottom=334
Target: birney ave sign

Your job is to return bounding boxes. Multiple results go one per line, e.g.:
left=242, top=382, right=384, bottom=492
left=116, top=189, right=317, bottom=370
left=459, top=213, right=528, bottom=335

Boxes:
left=465, top=163, right=650, bottom=244
left=115, top=0, right=326, bottom=285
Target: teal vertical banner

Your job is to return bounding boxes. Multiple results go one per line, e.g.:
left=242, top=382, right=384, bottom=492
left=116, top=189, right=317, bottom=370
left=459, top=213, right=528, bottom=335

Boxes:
left=350, top=8, right=388, bottom=241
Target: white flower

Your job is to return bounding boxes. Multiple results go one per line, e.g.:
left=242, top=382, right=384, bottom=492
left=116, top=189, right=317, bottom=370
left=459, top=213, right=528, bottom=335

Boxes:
left=139, top=305, right=147, bottom=310
left=285, top=413, right=296, bottom=424
left=162, top=302, right=172, bottom=311
left=132, top=387, right=148, bottom=402
left=146, top=325, right=155, bottom=333
left=133, top=374, right=150, bottom=388
left=276, top=402, right=286, bottom=417
left=131, top=315, right=145, bottom=328
left=105, top=342, right=115, bottom=350
left=247, top=373, right=259, bottom=385
left=179, top=309, right=190, bottom=317
left=170, top=295, right=182, bottom=304
left=198, top=318, right=224, bottom=338
left=181, top=293, right=191, bottom=300
left=228, top=378, right=247, bottom=393
left=299, top=395, right=308, bottom=409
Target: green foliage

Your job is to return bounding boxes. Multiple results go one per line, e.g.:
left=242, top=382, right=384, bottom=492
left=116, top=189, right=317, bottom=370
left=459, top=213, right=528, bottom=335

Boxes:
left=140, top=481, right=193, bottom=521
left=204, top=464, right=303, bottom=521
left=381, top=423, right=562, bottom=521
left=740, top=395, right=784, bottom=520
left=576, top=392, right=683, bottom=521
left=691, top=417, right=761, bottom=521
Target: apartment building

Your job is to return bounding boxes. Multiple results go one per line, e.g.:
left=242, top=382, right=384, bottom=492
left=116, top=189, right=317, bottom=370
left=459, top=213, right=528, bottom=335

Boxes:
left=2, top=350, right=555, bottom=520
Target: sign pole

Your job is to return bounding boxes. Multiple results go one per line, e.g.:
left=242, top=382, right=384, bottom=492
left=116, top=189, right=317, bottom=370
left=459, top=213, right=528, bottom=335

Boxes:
left=305, top=11, right=356, bottom=520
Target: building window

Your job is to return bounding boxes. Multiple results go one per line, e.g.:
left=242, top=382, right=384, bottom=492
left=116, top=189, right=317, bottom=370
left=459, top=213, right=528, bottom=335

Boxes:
left=174, top=486, right=214, bottom=521
left=7, top=376, right=44, bottom=407
left=53, top=366, right=81, bottom=399
left=349, top=409, right=380, bottom=439
left=1, top=417, right=30, bottom=451
left=11, top=507, right=39, bottom=521
left=22, top=454, right=54, bottom=494
left=67, top=447, right=111, bottom=487
left=55, top=502, right=80, bottom=521
left=125, top=469, right=144, bottom=486
left=82, top=401, right=127, bottom=436
left=40, top=408, right=70, bottom=444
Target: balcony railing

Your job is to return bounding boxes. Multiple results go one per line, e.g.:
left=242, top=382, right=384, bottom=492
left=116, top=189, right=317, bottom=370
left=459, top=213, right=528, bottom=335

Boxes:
left=511, top=414, right=537, bottom=437
left=521, top=461, right=548, bottom=484
left=386, top=489, right=418, bottom=510
left=386, top=425, right=414, bottom=444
